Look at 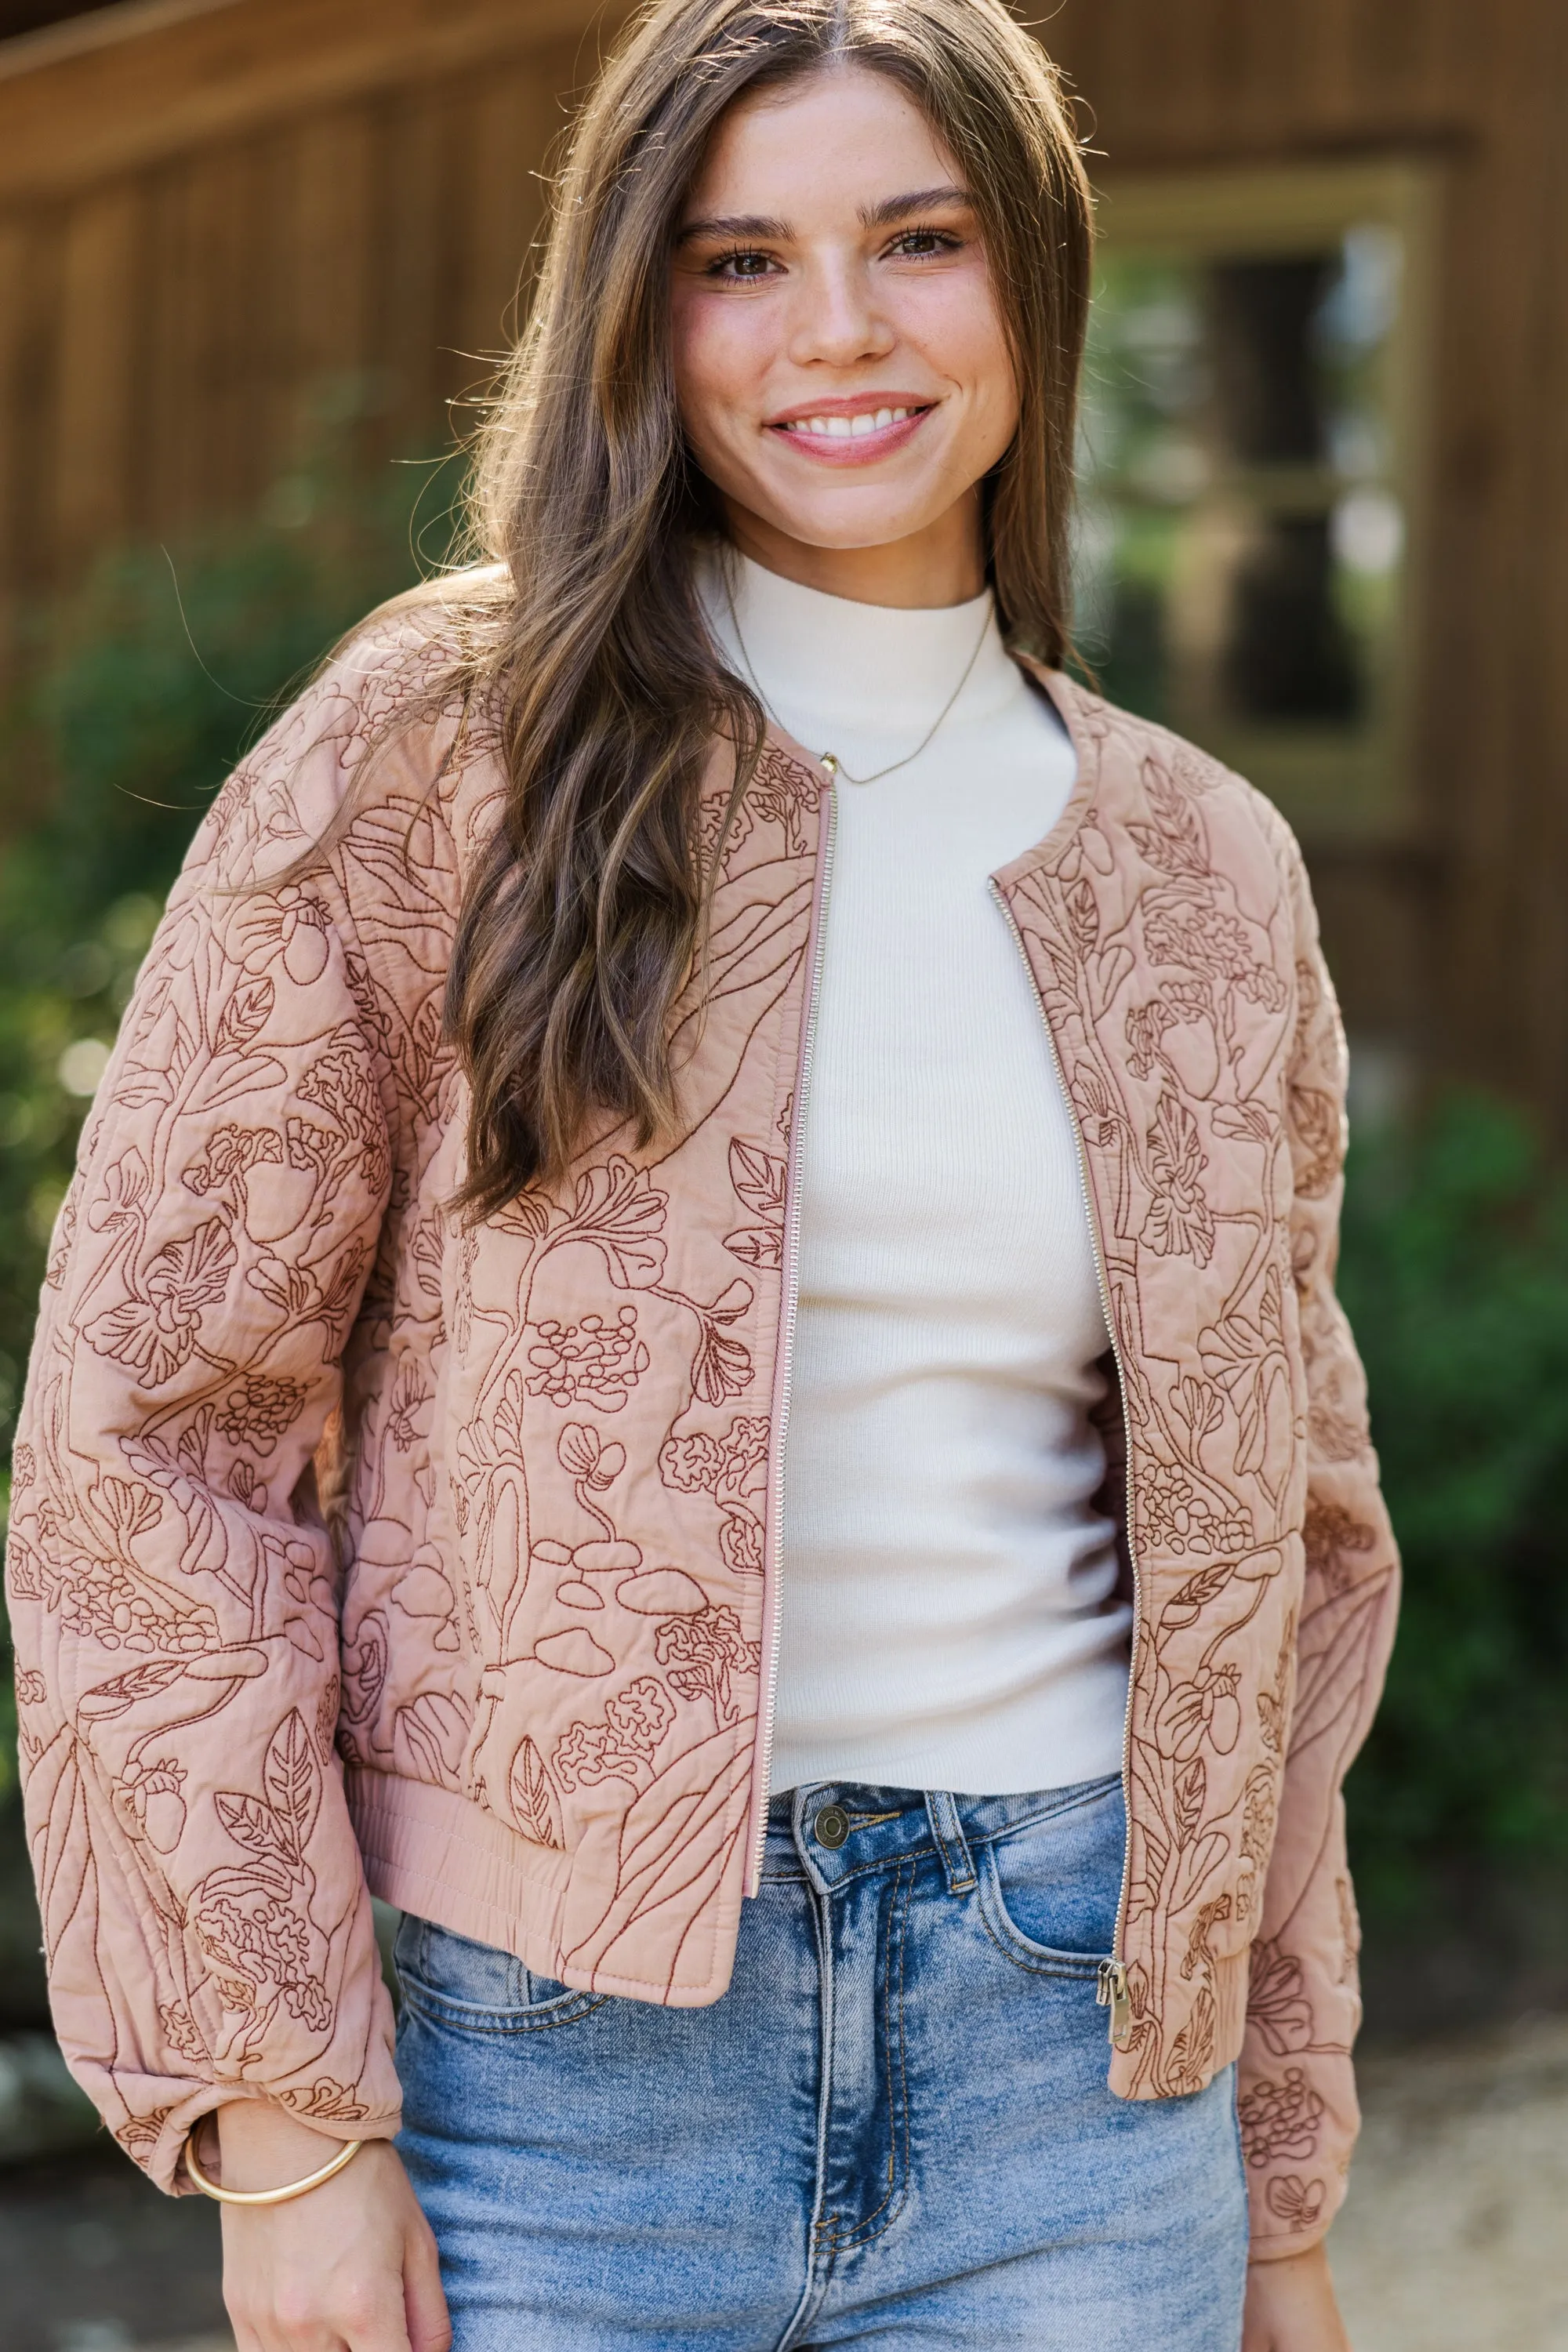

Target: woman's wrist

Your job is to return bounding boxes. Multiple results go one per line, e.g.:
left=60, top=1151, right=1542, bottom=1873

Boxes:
left=210, top=2099, right=359, bottom=2194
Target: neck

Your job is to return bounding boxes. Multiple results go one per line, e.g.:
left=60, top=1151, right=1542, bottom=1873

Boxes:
left=699, top=547, right=1022, bottom=770
left=720, top=486, right=986, bottom=610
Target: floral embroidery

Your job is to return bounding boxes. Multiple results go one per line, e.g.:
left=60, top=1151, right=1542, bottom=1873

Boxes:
left=1237, top=2067, right=1326, bottom=2167
left=1000, top=687, right=1397, bottom=2258
left=724, top=1138, right=786, bottom=1270
left=1247, top=1940, right=1316, bottom=2056
left=1303, top=1498, right=1378, bottom=1593
left=85, top=1218, right=237, bottom=1387
left=216, top=1374, right=308, bottom=1449
left=554, top=1678, right=675, bottom=1794
left=1266, top=2175, right=1327, bottom=2231
left=654, top=1608, right=760, bottom=1731
left=526, top=1308, right=648, bottom=1409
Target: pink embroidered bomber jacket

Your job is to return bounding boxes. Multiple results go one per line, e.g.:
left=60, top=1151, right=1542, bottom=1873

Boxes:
left=7, top=615, right=1399, bottom=2258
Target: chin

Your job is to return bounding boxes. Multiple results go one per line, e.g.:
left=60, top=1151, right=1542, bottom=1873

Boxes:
left=756, top=485, right=946, bottom=554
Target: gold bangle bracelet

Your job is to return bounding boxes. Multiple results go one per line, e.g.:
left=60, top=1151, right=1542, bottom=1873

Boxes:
left=182, top=2126, right=366, bottom=2206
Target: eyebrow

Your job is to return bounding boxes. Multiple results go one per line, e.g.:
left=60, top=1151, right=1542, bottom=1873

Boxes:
left=675, top=185, right=972, bottom=246
left=861, top=183, right=971, bottom=230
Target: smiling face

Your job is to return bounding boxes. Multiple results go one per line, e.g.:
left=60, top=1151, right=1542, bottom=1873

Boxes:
left=670, top=64, right=1021, bottom=608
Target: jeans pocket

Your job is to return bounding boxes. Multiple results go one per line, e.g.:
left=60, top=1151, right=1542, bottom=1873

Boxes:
left=976, top=1773, right=1125, bottom=1977
left=393, top=1914, right=605, bottom=2033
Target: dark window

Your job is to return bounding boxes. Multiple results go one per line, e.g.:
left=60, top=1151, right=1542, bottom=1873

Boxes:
left=1076, top=185, right=1417, bottom=834
left=1224, top=514, right=1363, bottom=724
left=1209, top=257, right=1338, bottom=466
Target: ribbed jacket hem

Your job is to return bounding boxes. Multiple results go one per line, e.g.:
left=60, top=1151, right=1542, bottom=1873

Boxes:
left=345, top=1767, right=735, bottom=2008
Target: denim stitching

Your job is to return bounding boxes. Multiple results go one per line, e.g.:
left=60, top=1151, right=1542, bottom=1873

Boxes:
left=974, top=1904, right=1103, bottom=1982
left=801, top=1844, right=938, bottom=1892
left=974, top=1846, right=1106, bottom=1980
left=785, top=1857, right=839, bottom=2352
left=964, top=1773, right=1123, bottom=1857
left=828, top=1857, right=915, bottom=2250
left=396, top=1981, right=608, bottom=2037
left=926, top=1790, right=978, bottom=1895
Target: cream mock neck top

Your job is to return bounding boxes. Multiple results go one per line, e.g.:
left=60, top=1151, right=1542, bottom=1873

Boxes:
left=702, top=553, right=1131, bottom=1797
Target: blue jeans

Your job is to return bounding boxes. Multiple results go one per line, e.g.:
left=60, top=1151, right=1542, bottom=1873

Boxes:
left=394, top=1773, right=1248, bottom=2349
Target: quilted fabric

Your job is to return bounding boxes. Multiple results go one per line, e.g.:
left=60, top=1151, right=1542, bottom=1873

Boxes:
left=8, top=618, right=1397, bottom=2257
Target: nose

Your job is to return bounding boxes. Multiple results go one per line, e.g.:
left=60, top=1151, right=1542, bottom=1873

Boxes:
left=786, top=249, right=895, bottom=371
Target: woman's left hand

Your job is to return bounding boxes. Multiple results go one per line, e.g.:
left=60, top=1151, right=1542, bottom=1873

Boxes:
left=1242, top=2244, right=1352, bottom=2350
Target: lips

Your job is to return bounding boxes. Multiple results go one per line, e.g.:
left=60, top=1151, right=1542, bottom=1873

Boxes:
left=767, top=397, right=934, bottom=465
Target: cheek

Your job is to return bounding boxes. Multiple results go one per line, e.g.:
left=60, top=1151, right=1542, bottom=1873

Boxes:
left=909, top=278, right=1019, bottom=447
left=671, top=296, right=767, bottom=470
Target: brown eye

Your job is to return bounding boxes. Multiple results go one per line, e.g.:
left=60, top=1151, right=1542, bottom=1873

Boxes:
left=712, top=249, right=777, bottom=281
left=889, top=228, right=960, bottom=260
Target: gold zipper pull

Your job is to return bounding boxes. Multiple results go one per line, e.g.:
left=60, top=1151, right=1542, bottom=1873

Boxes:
left=1097, top=1959, right=1133, bottom=2049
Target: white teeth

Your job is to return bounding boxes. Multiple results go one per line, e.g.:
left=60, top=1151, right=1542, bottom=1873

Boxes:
left=786, top=406, right=915, bottom=437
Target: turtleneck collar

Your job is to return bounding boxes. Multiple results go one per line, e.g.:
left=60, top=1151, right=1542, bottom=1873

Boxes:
left=697, top=546, right=1026, bottom=766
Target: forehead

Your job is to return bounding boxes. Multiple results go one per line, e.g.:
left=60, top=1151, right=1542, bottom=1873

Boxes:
left=681, top=64, right=956, bottom=221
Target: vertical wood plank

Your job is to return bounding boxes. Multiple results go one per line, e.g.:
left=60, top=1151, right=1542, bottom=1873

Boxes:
left=2, top=206, right=64, bottom=608
left=140, top=156, right=201, bottom=536
left=0, top=218, right=34, bottom=633
left=456, top=64, right=549, bottom=362
left=368, top=80, right=456, bottom=465
left=273, top=101, right=376, bottom=473
left=50, top=183, right=141, bottom=568
left=0, top=214, right=44, bottom=698
left=1433, top=0, right=1568, bottom=1120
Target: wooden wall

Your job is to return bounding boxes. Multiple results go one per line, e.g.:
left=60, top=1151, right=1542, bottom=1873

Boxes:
left=0, top=0, right=1564, bottom=1130
left=0, top=0, right=630, bottom=626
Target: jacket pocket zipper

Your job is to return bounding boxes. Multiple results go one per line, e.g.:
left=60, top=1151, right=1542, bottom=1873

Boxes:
left=1097, top=1958, right=1134, bottom=2048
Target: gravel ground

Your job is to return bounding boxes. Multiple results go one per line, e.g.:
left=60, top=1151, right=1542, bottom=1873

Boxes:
left=2, top=2017, right=1565, bottom=2350
left=1330, top=2014, right=1568, bottom=2352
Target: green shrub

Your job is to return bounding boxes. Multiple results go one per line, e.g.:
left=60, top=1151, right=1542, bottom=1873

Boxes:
left=1339, top=1094, right=1568, bottom=1924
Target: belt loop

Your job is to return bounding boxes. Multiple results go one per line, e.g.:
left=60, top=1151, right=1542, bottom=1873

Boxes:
left=924, top=1790, right=977, bottom=1895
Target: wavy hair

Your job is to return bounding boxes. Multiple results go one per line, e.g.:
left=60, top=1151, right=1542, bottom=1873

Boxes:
left=404, top=0, right=1093, bottom=1214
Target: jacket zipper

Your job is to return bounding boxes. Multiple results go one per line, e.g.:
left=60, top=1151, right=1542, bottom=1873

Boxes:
left=746, top=775, right=839, bottom=1893
left=989, top=880, right=1141, bottom=2053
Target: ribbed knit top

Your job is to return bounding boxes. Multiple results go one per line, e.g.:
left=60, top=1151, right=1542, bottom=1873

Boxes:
left=702, top=552, right=1132, bottom=1796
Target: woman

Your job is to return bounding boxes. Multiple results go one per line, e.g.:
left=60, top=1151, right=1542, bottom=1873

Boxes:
left=9, top=2, right=1399, bottom=2347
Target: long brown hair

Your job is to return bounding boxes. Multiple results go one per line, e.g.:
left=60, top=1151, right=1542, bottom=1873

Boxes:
left=429, top=0, right=1094, bottom=1216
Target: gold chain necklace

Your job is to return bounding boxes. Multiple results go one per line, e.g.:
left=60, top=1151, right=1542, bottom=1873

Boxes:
left=724, top=580, right=993, bottom=785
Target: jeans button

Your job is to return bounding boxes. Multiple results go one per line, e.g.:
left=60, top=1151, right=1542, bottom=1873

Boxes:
left=814, top=1804, right=850, bottom=1850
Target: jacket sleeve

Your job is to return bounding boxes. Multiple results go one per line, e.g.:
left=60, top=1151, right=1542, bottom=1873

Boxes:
left=1239, top=837, right=1402, bottom=2259
left=5, top=683, right=405, bottom=2191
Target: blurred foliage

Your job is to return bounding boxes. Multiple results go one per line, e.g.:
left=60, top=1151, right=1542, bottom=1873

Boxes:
left=0, top=466, right=1564, bottom=2002
left=1341, top=1094, right=1568, bottom=1918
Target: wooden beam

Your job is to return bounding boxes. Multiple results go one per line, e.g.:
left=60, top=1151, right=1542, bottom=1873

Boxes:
left=0, top=0, right=619, bottom=202
left=0, top=0, right=241, bottom=83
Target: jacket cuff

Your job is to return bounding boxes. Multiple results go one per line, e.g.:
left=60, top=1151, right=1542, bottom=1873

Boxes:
left=1247, top=2212, right=1335, bottom=2261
